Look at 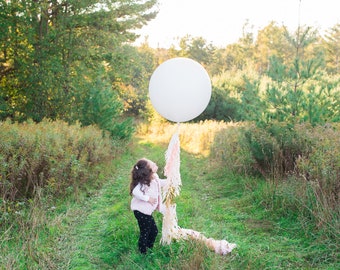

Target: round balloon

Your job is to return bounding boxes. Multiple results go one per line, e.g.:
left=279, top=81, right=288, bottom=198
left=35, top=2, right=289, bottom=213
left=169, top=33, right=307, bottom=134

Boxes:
left=149, top=57, right=211, bottom=122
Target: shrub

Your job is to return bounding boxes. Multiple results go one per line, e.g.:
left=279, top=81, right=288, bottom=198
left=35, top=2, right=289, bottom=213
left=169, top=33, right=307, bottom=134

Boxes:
left=295, top=124, right=340, bottom=213
left=242, top=122, right=339, bottom=213
left=205, top=120, right=339, bottom=238
left=78, top=83, right=134, bottom=140
left=0, top=119, right=115, bottom=202
left=243, top=122, right=313, bottom=178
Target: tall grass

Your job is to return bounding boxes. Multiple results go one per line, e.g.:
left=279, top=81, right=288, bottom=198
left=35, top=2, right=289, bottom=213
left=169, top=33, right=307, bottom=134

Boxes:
left=141, top=120, right=340, bottom=244
left=0, top=119, right=120, bottom=269
left=0, top=119, right=115, bottom=201
left=1, top=119, right=338, bottom=269
left=138, top=120, right=246, bottom=157
left=293, top=124, right=340, bottom=238
left=64, top=125, right=338, bottom=269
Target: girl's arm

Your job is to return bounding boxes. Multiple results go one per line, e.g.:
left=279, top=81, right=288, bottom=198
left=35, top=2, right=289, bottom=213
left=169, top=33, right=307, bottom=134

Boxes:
left=153, top=173, right=167, bottom=187
left=132, top=184, right=157, bottom=204
left=132, top=184, right=149, bottom=202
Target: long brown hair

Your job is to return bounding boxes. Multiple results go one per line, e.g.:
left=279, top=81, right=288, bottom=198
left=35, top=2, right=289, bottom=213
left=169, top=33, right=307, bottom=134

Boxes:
left=129, top=159, right=153, bottom=195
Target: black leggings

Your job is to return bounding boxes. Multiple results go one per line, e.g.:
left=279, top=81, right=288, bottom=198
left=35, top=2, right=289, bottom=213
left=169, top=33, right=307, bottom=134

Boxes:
left=133, top=210, right=158, bottom=254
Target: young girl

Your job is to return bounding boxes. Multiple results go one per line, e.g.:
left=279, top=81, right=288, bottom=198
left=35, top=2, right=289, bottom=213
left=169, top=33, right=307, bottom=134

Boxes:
left=130, top=158, right=166, bottom=254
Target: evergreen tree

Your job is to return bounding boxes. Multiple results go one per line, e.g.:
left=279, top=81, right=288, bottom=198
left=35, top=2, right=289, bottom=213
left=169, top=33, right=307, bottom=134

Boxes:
left=264, top=26, right=338, bottom=125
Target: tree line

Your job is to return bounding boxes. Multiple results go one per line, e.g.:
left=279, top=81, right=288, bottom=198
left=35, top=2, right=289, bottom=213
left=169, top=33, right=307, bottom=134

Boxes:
left=1, top=0, right=339, bottom=138
left=143, top=21, right=339, bottom=125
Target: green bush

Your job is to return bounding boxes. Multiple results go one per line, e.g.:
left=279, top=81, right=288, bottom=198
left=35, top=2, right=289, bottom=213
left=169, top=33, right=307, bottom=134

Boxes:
left=77, top=79, right=134, bottom=141
left=244, top=122, right=312, bottom=178
left=209, top=121, right=339, bottom=238
left=0, top=119, right=115, bottom=201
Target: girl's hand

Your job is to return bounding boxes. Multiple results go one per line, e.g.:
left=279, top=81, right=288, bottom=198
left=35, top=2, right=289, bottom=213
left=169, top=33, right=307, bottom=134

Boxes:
left=148, top=197, right=157, bottom=205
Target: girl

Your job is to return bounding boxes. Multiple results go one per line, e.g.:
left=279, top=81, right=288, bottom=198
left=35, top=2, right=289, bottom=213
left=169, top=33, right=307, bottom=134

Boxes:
left=130, top=158, right=166, bottom=254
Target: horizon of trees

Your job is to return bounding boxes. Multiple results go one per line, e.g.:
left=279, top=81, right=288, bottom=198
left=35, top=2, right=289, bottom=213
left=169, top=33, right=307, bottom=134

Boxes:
left=1, top=0, right=339, bottom=137
left=136, top=21, right=339, bottom=125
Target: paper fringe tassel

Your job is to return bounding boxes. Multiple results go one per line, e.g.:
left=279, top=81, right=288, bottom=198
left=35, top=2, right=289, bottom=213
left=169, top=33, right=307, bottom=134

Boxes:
left=161, top=125, right=237, bottom=255
left=161, top=128, right=181, bottom=245
left=163, top=128, right=181, bottom=198
left=177, top=228, right=237, bottom=255
left=161, top=203, right=237, bottom=255
left=161, top=203, right=178, bottom=245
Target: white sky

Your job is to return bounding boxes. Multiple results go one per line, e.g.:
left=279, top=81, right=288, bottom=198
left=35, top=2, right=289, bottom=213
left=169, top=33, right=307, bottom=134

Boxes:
left=135, top=0, right=340, bottom=48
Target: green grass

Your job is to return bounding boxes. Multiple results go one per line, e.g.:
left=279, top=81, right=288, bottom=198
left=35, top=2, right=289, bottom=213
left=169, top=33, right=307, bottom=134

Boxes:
left=1, top=138, right=339, bottom=269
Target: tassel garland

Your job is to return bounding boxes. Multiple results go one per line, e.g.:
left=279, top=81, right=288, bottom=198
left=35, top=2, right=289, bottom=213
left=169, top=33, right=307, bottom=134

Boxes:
left=160, top=124, right=236, bottom=255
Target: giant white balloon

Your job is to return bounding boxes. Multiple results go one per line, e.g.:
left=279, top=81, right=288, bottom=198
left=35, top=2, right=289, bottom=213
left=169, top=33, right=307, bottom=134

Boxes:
left=149, top=57, right=211, bottom=122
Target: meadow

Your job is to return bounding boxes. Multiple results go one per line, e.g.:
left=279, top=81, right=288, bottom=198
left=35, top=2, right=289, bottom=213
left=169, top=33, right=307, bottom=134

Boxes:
left=0, top=120, right=339, bottom=269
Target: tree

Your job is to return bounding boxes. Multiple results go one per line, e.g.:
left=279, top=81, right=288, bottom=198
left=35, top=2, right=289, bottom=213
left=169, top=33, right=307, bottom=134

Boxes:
left=324, top=23, right=340, bottom=74
left=254, top=22, right=289, bottom=73
left=0, top=0, right=158, bottom=136
left=264, top=26, right=338, bottom=125
left=198, top=86, right=241, bottom=121
left=222, top=21, right=255, bottom=71
left=168, top=35, right=216, bottom=71
left=110, top=44, right=157, bottom=117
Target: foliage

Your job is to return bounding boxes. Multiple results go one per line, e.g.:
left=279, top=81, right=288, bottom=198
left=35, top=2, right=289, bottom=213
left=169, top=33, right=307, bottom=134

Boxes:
left=75, top=69, right=134, bottom=140
left=243, top=122, right=310, bottom=178
left=0, top=119, right=115, bottom=203
left=176, top=35, right=216, bottom=70
left=254, top=21, right=289, bottom=73
left=201, top=23, right=338, bottom=124
left=202, top=67, right=262, bottom=122
left=0, top=0, right=157, bottom=137
left=323, top=23, right=340, bottom=74
left=237, top=77, right=265, bottom=121
left=2, top=4, right=339, bottom=128
left=264, top=57, right=339, bottom=124
left=112, top=44, right=158, bottom=117
left=198, top=86, right=241, bottom=121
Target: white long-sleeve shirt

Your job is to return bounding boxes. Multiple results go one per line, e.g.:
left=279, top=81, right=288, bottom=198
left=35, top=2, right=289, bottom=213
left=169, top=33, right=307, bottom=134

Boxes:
left=131, top=175, right=166, bottom=215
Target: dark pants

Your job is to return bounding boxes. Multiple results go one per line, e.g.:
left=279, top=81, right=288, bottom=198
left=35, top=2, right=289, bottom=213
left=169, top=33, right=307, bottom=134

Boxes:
left=133, top=210, right=158, bottom=254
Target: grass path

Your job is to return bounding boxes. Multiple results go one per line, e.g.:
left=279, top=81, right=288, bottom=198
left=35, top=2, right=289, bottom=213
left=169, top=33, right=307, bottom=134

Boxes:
left=56, top=138, right=338, bottom=270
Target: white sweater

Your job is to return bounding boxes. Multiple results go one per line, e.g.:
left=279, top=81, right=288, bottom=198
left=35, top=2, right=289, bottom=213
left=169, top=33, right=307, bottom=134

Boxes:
left=131, top=176, right=166, bottom=215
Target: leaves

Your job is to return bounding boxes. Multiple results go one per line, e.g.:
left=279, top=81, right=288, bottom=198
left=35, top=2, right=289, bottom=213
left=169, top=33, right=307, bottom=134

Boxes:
left=0, top=0, right=157, bottom=129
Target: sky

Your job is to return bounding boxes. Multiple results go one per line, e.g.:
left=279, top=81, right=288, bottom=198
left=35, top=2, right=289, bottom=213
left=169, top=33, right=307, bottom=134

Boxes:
left=134, top=0, right=340, bottom=48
